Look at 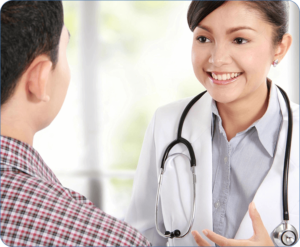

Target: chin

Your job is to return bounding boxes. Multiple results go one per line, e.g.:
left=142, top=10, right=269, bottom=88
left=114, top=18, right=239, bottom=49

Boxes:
left=206, top=88, right=241, bottom=104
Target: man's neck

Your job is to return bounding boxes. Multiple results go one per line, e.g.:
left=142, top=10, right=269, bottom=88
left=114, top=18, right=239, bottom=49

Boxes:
left=1, top=122, right=35, bottom=146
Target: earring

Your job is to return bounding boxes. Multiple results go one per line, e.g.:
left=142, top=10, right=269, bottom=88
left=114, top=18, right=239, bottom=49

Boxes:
left=272, top=59, right=279, bottom=67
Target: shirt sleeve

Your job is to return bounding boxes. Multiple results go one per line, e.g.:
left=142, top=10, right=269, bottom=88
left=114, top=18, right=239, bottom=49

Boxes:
left=0, top=168, right=151, bottom=247
left=125, top=112, right=167, bottom=246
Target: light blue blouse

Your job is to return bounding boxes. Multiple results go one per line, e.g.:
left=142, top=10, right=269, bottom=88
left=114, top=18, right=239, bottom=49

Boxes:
left=211, top=81, right=283, bottom=239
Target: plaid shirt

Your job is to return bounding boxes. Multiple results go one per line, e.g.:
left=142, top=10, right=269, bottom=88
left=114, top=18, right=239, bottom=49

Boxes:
left=0, top=136, right=151, bottom=246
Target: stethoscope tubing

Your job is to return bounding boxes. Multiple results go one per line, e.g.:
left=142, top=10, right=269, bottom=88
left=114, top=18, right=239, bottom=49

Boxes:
left=155, top=166, right=197, bottom=239
left=177, top=90, right=207, bottom=140
left=277, top=86, right=293, bottom=221
left=155, top=85, right=297, bottom=244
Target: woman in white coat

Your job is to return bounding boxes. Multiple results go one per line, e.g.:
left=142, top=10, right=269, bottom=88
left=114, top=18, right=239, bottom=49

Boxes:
left=125, top=1, right=299, bottom=246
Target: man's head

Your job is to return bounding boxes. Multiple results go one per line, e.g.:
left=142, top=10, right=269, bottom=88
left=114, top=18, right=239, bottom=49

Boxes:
left=1, top=1, right=65, bottom=104
left=1, top=1, right=70, bottom=137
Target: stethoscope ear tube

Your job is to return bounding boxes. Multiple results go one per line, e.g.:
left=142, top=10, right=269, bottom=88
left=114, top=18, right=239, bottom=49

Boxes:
left=155, top=166, right=197, bottom=239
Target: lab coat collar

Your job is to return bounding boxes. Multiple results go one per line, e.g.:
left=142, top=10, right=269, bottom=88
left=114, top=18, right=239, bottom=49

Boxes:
left=255, top=81, right=282, bottom=157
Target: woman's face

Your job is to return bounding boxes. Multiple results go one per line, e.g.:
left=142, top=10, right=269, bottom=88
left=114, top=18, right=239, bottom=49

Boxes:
left=191, top=1, right=276, bottom=104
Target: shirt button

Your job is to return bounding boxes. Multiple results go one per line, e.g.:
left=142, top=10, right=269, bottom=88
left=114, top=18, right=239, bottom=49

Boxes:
left=224, top=157, right=228, bottom=163
left=214, top=201, right=220, bottom=209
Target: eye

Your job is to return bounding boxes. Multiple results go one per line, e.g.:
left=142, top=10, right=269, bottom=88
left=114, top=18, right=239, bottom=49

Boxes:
left=197, top=36, right=211, bottom=43
left=233, top=37, right=248, bottom=44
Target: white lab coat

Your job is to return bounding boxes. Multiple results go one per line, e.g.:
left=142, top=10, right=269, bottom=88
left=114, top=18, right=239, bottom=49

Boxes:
left=125, top=87, right=299, bottom=246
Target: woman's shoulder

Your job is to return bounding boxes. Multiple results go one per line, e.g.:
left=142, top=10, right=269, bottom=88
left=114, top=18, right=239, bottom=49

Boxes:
left=290, top=102, right=299, bottom=170
left=155, top=96, right=195, bottom=117
left=151, top=96, right=196, bottom=136
left=154, top=91, right=210, bottom=120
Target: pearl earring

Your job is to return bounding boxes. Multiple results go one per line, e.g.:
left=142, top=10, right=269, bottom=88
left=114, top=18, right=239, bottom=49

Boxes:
left=272, top=59, right=279, bottom=67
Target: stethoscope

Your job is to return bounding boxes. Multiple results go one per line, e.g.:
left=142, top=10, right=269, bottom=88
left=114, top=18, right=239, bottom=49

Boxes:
left=155, top=85, right=298, bottom=246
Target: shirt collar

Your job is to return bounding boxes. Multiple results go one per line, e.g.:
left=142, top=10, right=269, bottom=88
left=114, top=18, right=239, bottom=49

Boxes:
left=0, top=135, right=61, bottom=184
left=254, top=80, right=282, bottom=157
left=211, top=79, right=282, bottom=157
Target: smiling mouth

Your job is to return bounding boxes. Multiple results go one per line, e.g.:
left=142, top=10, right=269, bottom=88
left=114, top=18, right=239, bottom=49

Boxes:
left=207, top=72, right=243, bottom=81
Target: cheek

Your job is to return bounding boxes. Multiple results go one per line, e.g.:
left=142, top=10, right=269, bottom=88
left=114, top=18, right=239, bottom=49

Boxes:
left=65, top=66, right=71, bottom=90
left=192, top=43, right=203, bottom=66
left=51, top=58, right=70, bottom=105
left=234, top=43, right=273, bottom=77
left=58, top=57, right=71, bottom=94
left=191, top=43, right=208, bottom=76
left=62, top=56, right=71, bottom=85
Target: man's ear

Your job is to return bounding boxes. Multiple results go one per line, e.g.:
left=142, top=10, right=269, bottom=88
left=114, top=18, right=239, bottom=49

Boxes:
left=26, top=55, right=53, bottom=102
left=274, top=33, right=292, bottom=63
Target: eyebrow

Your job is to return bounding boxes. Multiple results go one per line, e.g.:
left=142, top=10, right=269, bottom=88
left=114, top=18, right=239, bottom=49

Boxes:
left=226, top=26, right=256, bottom=34
left=198, top=25, right=256, bottom=34
left=198, top=25, right=213, bottom=33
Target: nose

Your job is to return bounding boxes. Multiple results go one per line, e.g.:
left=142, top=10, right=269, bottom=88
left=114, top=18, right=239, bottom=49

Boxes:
left=208, top=43, right=232, bottom=67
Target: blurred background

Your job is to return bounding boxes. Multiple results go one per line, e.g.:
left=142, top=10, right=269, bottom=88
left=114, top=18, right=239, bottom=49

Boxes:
left=34, top=1, right=299, bottom=219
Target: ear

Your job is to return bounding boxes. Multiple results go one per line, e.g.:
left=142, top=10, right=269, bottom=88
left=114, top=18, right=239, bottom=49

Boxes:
left=26, top=55, right=53, bottom=102
left=274, top=33, right=292, bottom=64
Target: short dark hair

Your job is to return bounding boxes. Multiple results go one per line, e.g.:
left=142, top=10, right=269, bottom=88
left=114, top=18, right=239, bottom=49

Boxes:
left=1, top=1, right=64, bottom=105
left=187, top=1, right=288, bottom=45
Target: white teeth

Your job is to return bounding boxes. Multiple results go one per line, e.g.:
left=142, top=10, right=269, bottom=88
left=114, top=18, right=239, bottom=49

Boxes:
left=210, top=72, right=242, bottom=80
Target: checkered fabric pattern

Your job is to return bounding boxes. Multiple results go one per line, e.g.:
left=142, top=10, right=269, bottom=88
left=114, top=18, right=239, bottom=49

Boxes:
left=0, top=136, right=151, bottom=246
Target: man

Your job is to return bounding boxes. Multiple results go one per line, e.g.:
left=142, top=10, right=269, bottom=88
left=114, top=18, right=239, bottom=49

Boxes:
left=0, top=1, right=151, bottom=246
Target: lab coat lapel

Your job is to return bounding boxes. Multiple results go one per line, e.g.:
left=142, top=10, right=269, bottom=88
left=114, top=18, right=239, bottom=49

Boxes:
left=171, top=92, right=214, bottom=246
left=235, top=87, right=299, bottom=240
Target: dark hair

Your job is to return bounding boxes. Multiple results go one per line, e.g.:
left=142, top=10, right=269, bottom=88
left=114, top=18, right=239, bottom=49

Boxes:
left=187, top=1, right=288, bottom=45
left=1, top=1, right=64, bottom=105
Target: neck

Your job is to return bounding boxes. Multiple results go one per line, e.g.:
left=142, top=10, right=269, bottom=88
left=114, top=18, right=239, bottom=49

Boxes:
left=1, top=106, right=36, bottom=146
left=216, top=81, right=269, bottom=141
left=1, top=123, right=35, bottom=146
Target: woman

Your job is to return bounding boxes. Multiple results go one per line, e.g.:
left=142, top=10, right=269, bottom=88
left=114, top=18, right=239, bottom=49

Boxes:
left=125, top=1, right=299, bottom=246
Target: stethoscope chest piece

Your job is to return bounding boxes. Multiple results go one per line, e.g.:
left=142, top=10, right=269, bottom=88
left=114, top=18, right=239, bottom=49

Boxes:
left=272, top=221, right=298, bottom=246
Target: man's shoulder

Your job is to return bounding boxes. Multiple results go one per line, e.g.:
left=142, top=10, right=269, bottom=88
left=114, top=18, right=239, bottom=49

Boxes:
left=0, top=168, right=151, bottom=246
